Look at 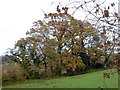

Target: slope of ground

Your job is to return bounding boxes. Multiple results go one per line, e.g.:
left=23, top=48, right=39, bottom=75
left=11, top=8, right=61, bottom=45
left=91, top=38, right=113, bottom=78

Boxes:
left=3, top=69, right=118, bottom=88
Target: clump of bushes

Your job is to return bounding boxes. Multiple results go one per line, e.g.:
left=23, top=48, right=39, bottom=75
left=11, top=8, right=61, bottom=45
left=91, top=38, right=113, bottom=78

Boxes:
left=25, top=65, right=44, bottom=79
left=2, top=62, right=27, bottom=85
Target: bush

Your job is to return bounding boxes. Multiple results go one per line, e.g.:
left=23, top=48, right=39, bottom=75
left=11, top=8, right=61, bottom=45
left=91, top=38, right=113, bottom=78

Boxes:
left=26, top=65, right=42, bottom=79
left=2, top=62, right=27, bottom=85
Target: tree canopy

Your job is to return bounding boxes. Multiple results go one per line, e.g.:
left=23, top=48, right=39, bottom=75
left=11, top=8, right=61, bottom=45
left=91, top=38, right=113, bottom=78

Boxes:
left=8, top=0, right=119, bottom=78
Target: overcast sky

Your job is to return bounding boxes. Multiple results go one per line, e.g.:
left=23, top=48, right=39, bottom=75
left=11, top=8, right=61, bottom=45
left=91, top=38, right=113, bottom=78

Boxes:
left=0, top=0, right=60, bottom=55
left=0, top=0, right=118, bottom=56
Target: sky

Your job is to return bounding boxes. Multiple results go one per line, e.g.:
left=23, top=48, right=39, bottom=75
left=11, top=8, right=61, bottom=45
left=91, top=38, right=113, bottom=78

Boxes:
left=0, top=0, right=118, bottom=56
left=0, top=0, right=60, bottom=55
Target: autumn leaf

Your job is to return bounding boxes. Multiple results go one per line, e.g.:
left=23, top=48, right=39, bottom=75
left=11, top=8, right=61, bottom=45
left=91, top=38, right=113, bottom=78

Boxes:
left=104, top=10, right=109, bottom=17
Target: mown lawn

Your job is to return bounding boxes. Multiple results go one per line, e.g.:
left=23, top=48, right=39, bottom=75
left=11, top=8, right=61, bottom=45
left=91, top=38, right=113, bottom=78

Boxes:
left=3, top=69, right=118, bottom=88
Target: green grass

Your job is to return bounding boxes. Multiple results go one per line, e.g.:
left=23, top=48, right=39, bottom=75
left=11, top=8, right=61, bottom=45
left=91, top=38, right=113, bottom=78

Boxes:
left=3, top=69, right=118, bottom=88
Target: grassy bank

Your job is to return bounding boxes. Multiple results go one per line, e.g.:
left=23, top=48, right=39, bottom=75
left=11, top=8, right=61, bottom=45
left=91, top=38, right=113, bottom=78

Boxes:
left=3, top=69, right=118, bottom=88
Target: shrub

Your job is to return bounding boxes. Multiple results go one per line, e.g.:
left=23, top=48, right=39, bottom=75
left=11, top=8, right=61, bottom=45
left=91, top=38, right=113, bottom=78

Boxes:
left=26, top=65, right=42, bottom=79
left=2, top=62, right=27, bottom=85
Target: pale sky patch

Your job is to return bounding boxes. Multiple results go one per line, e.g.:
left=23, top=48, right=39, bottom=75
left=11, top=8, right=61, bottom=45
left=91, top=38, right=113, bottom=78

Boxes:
left=0, top=0, right=59, bottom=55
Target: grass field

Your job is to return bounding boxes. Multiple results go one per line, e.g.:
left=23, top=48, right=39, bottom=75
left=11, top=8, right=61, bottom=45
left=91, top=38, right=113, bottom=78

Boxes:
left=3, top=69, right=118, bottom=88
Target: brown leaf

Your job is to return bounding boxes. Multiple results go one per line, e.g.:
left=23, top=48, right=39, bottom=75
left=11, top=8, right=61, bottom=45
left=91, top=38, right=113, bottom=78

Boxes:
left=114, top=12, right=118, bottom=17
left=57, top=5, right=61, bottom=13
left=111, top=3, right=115, bottom=7
left=62, top=7, right=65, bottom=10
left=101, top=33, right=105, bottom=37
left=107, top=41, right=111, bottom=44
left=103, top=29, right=106, bottom=34
left=96, top=4, right=99, bottom=7
left=95, top=8, right=99, bottom=14
left=44, top=13, right=47, bottom=18
left=64, top=7, right=68, bottom=14
left=104, top=10, right=109, bottom=17
left=103, top=73, right=110, bottom=78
